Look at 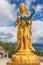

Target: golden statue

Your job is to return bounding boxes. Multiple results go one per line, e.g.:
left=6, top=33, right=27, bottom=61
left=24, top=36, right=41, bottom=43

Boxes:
left=15, top=3, right=35, bottom=51
left=7, top=3, right=40, bottom=65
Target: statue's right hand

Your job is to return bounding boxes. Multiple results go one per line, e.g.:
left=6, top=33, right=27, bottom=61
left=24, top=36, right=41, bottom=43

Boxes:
left=31, top=6, right=35, bottom=9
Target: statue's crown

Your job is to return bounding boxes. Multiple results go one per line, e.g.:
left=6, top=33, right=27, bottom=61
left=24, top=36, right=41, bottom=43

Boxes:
left=19, top=3, right=25, bottom=8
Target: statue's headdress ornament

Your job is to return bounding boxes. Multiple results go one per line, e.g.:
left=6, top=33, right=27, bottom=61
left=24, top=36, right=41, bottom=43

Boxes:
left=19, top=3, right=25, bottom=8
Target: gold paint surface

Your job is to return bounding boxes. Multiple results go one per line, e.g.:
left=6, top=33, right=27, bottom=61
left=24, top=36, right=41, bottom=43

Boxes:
left=6, top=3, right=40, bottom=65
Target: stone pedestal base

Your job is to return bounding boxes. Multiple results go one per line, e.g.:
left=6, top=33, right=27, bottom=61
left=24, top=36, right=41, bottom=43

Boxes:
left=12, top=49, right=40, bottom=63
left=7, top=60, right=40, bottom=65
left=6, top=49, right=40, bottom=65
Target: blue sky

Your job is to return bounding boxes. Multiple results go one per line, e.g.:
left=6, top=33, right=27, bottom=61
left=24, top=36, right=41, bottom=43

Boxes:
left=0, top=0, right=43, bottom=43
left=8, top=0, right=43, bottom=21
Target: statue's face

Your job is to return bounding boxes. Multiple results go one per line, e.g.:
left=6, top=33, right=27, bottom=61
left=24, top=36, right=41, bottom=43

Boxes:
left=20, top=7, right=26, bottom=12
left=19, top=3, right=26, bottom=13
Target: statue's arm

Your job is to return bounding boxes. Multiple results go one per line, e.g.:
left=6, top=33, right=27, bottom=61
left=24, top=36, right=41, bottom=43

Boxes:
left=14, top=19, right=18, bottom=27
left=15, top=16, right=20, bottom=27
left=28, top=9, right=35, bottom=18
left=20, top=9, right=35, bottom=21
left=20, top=6, right=35, bottom=21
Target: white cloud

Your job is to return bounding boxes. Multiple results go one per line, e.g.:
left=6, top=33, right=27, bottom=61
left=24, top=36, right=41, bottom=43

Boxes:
left=32, top=20, right=43, bottom=43
left=25, top=0, right=36, bottom=10
left=0, top=20, right=43, bottom=44
left=0, top=0, right=43, bottom=44
left=0, top=0, right=38, bottom=26
left=0, top=0, right=17, bottom=26
left=35, top=4, right=43, bottom=12
left=0, top=26, right=17, bottom=43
